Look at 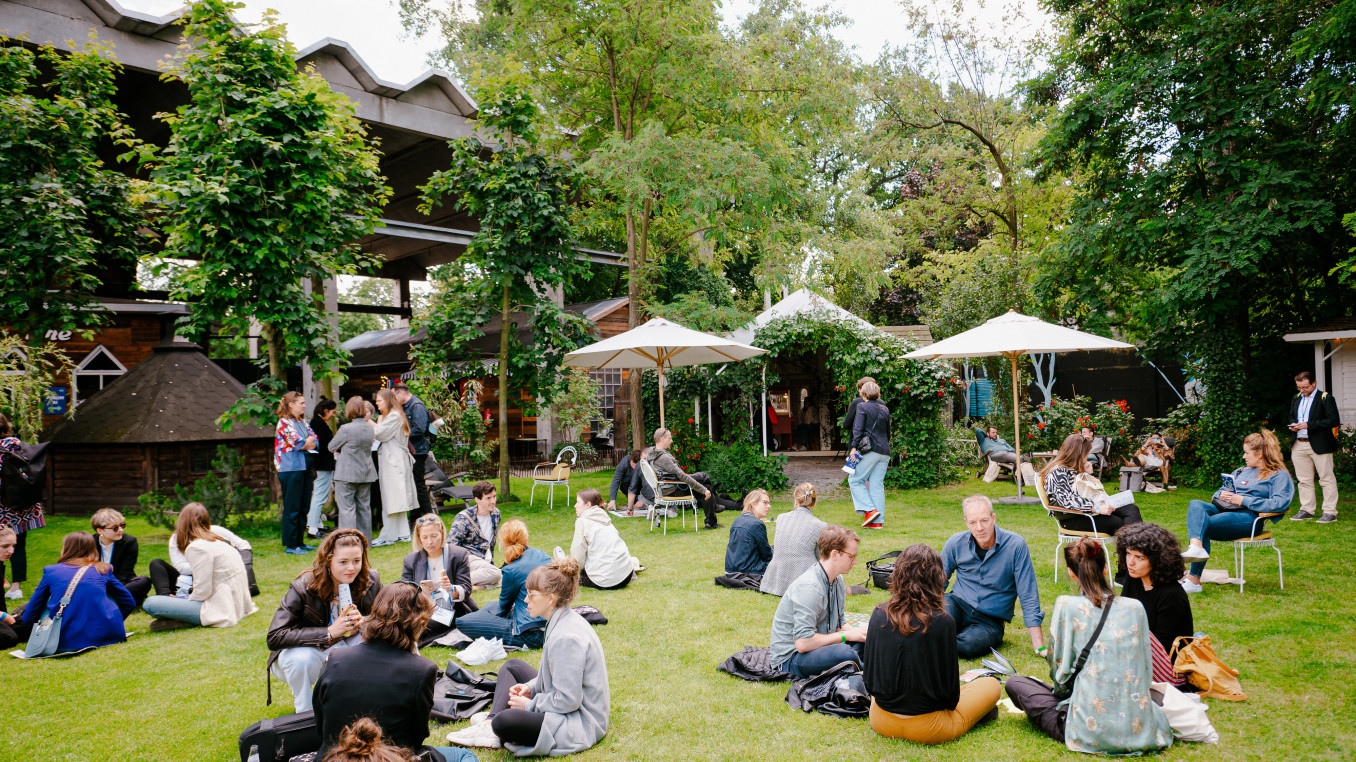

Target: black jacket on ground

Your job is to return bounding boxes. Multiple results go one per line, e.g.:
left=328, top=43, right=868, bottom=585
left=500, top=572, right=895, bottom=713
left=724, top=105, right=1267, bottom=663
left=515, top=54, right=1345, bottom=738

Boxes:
left=312, top=641, right=443, bottom=762
left=87, top=533, right=140, bottom=584
left=862, top=606, right=959, bottom=717
left=309, top=414, right=336, bottom=471
left=1288, top=390, right=1341, bottom=455
left=851, top=399, right=892, bottom=457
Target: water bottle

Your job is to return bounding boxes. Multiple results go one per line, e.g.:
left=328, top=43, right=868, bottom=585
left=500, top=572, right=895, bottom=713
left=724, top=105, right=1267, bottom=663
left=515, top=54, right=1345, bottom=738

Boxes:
left=176, top=574, right=193, bottom=597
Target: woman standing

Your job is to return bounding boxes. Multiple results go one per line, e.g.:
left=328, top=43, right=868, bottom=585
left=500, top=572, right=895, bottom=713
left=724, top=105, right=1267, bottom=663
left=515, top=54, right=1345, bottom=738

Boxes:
left=1115, top=523, right=1192, bottom=685
left=1005, top=538, right=1172, bottom=755
left=848, top=380, right=890, bottom=529
left=759, top=484, right=825, bottom=596
left=446, top=558, right=609, bottom=754
left=275, top=392, right=319, bottom=555
left=372, top=389, right=416, bottom=548
left=0, top=413, right=45, bottom=600
left=1180, top=429, right=1293, bottom=593
left=21, top=533, right=135, bottom=654
left=456, top=519, right=550, bottom=649
left=864, top=543, right=1000, bottom=745
left=142, top=503, right=257, bottom=631
left=307, top=397, right=339, bottom=541
left=329, top=396, right=379, bottom=541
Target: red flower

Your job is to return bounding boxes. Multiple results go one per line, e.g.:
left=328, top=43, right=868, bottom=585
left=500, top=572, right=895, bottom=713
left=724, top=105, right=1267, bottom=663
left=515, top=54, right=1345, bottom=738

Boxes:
left=1037, top=422, right=1046, bottom=429
left=1027, top=433, right=1034, bottom=438
left=688, top=418, right=694, bottom=424
left=1119, top=429, right=1125, bottom=434
left=937, top=391, right=945, bottom=397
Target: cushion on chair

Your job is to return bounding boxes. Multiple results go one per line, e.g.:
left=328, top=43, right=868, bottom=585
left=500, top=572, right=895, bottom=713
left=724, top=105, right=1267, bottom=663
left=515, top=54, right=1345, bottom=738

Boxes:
left=1234, top=533, right=1272, bottom=542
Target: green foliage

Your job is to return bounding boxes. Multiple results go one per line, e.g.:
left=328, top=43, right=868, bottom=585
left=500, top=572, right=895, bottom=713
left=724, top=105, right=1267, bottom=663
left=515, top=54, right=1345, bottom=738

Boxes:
left=336, top=277, right=395, bottom=342
left=663, top=417, right=716, bottom=474
left=0, top=333, right=75, bottom=440
left=703, top=439, right=790, bottom=495
left=0, top=39, right=147, bottom=342
left=551, top=369, right=603, bottom=444
left=409, top=377, right=492, bottom=469
left=1026, top=396, right=1135, bottom=462
left=149, top=0, right=390, bottom=403
left=134, top=445, right=272, bottom=530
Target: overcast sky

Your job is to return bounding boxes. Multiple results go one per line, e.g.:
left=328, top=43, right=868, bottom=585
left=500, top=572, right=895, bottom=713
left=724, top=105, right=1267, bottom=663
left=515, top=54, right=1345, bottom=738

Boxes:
left=121, top=0, right=1049, bottom=86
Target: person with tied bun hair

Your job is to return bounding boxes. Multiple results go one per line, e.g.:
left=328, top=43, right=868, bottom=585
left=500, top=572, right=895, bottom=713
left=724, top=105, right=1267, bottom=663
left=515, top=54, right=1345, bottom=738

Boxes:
left=313, top=583, right=478, bottom=762
left=864, top=543, right=1000, bottom=744
left=455, top=519, right=551, bottom=649
left=1005, top=538, right=1172, bottom=755
left=1115, top=523, right=1192, bottom=686
left=759, top=483, right=826, bottom=596
left=445, top=557, right=609, bottom=755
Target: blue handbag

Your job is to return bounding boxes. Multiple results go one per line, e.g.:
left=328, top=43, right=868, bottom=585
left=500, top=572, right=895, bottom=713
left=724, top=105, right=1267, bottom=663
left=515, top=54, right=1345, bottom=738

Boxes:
left=23, top=565, right=90, bottom=658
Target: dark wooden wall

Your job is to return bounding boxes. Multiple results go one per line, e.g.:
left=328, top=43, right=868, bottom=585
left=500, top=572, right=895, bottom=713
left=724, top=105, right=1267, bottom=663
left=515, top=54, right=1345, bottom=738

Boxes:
left=38, top=313, right=165, bottom=428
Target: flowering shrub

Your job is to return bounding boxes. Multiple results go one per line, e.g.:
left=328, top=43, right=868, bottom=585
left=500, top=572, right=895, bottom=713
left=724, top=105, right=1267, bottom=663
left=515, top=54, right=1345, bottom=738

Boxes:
left=1025, top=395, right=1136, bottom=461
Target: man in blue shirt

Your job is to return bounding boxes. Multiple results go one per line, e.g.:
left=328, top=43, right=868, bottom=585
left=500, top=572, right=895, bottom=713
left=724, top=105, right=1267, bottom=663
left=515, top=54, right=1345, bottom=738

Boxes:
left=941, top=495, right=1046, bottom=659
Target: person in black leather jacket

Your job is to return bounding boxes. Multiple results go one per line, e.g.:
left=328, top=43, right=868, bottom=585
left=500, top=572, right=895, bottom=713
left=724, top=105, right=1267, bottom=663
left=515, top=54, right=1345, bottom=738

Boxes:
left=848, top=381, right=891, bottom=528
left=266, top=529, right=382, bottom=711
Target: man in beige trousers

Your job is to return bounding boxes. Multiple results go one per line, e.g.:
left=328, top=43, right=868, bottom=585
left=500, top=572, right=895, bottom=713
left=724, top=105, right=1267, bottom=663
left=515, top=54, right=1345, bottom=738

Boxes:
left=1287, top=371, right=1340, bottom=523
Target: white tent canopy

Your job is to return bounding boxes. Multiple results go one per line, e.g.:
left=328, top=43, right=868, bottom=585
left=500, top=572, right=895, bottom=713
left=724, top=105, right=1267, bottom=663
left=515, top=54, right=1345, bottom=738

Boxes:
left=728, top=288, right=885, bottom=345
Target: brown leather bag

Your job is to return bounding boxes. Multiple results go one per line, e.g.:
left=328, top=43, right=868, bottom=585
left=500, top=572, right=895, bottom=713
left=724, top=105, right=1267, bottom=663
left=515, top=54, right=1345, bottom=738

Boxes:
left=1171, top=635, right=1247, bottom=701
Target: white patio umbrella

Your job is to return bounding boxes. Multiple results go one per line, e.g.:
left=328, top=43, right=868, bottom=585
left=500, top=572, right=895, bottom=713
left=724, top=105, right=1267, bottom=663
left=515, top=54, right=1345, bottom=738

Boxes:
left=563, top=317, right=768, bottom=428
left=904, top=311, right=1134, bottom=504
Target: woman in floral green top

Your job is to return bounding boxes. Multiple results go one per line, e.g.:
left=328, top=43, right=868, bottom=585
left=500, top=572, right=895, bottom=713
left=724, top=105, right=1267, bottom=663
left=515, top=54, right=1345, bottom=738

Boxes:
left=1005, top=538, right=1172, bottom=755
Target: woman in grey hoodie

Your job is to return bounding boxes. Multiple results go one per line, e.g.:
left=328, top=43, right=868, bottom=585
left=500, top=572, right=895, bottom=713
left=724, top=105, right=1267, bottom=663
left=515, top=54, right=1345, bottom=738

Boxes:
left=570, top=488, right=635, bottom=590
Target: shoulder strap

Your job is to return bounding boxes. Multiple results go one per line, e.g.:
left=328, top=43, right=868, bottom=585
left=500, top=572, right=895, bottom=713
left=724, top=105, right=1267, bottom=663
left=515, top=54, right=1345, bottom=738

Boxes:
left=1068, top=595, right=1116, bottom=683
left=52, top=565, right=93, bottom=619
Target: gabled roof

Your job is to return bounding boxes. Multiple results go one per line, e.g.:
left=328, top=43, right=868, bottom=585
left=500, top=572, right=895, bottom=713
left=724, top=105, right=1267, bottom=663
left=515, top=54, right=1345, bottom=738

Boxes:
left=43, top=341, right=272, bottom=444
left=1284, top=317, right=1356, bottom=342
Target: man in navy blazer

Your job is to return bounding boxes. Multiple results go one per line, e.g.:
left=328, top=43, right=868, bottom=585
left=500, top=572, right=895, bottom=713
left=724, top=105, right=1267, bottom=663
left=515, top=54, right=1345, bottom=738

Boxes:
left=90, top=509, right=152, bottom=606
left=1287, top=371, right=1341, bottom=523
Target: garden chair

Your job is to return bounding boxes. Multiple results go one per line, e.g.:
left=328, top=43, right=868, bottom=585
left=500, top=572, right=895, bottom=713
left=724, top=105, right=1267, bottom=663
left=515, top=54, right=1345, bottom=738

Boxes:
left=530, top=446, right=576, bottom=509
left=1137, top=435, right=1176, bottom=487
left=1229, top=512, right=1284, bottom=593
left=1035, top=478, right=1114, bottom=587
left=638, top=459, right=699, bottom=534
left=425, top=456, right=474, bottom=511
left=974, top=427, right=1016, bottom=482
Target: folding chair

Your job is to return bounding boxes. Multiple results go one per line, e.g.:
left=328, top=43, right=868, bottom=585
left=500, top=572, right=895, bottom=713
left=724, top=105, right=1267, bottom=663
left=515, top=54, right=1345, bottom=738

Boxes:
left=639, top=459, right=699, bottom=534
left=1035, top=479, right=1114, bottom=587
left=1228, top=512, right=1284, bottom=593
left=530, top=446, right=576, bottom=509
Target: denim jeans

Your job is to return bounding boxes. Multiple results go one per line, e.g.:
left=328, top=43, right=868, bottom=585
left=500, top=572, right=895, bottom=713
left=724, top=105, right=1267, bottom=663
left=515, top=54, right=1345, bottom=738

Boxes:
left=142, top=595, right=203, bottom=625
left=430, top=747, right=479, bottom=762
left=782, top=641, right=863, bottom=679
left=1186, top=499, right=1265, bottom=577
left=307, top=469, right=334, bottom=532
left=946, top=592, right=1005, bottom=659
left=278, top=469, right=313, bottom=549
left=848, top=451, right=890, bottom=519
left=455, top=602, right=546, bottom=649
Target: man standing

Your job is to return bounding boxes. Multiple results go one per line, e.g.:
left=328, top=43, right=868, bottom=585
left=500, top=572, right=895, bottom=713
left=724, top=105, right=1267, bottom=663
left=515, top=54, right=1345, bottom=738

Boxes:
left=392, top=382, right=433, bottom=521
left=941, top=495, right=1046, bottom=659
left=1288, top=371, right=1340, bottom=523
left=980, top=426, right=1039, bottom=487
left=645, top=427, right=721, bottom=529
left=769, top=525, right=868, bottom=679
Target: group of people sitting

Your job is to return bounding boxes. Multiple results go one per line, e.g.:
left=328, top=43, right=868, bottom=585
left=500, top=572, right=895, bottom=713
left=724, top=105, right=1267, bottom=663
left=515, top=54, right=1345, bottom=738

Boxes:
left=607, top=428, right=744, bottom=530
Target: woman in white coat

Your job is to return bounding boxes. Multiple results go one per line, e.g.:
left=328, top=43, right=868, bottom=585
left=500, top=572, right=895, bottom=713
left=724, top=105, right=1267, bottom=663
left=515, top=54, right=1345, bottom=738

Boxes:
left=142, top=503, right=257, bottom=630
left=570, top=488, right=635, bottom=590
left=372, top=388, right=417, bottom=547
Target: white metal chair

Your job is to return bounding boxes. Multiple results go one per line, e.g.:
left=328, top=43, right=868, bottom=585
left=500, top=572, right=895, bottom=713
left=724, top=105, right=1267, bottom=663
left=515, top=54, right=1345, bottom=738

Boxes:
left=639, top=459, right=698, bottom=534
left=1228, top=512, right=1284, bottom=593
left=1035, top=479, right=1114, bottom=587
left=530, top=446, right=576, bottom=509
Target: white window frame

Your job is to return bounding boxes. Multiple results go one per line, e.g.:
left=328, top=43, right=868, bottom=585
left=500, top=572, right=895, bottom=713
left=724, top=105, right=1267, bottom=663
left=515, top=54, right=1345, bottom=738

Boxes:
left=72, top=345, right=127, bottom=406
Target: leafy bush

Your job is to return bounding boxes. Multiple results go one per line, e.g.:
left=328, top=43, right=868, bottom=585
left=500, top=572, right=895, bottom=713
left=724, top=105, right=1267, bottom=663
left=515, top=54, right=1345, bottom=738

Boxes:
left=1332, top=427, right=1356, bottom=487
left=1023, top=395, right=1136, bottom=462
left=702, top=439, right=789, bottom=495
left=134, top=445, right=273, bottom=530
left=666, top=417, right=715, bottom=473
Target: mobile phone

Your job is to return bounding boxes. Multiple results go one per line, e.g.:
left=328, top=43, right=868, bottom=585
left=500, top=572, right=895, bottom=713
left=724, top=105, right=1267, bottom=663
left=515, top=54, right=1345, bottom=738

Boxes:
left=418, top=579, right=436, bottom=593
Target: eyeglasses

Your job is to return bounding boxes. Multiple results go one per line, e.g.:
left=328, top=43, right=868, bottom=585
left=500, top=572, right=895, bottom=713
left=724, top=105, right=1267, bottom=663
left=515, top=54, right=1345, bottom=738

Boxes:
left=525, top=590, right=551, bottom=600
left=836, top=550, right=858, bottom=562
left=100, top=523, right=126, bottom=531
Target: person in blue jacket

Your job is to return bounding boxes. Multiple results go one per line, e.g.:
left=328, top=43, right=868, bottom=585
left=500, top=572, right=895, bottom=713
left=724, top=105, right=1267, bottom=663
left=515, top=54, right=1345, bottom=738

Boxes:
left=454, top=518, right=550, bottom=649
left=22, top=532, right=135, bottom=654
left=725, top=489, right=773, bottom=577
left=1180, top=429, right=1294, bottom=593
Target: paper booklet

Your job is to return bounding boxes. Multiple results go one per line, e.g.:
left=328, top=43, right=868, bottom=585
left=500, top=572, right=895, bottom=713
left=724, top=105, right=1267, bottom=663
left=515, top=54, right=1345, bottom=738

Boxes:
left=961, top=648, right=1018, bottom=682
left=1105, top=490, right=1136, bottom=509
left=1221, top=474, right=1236, bottom=493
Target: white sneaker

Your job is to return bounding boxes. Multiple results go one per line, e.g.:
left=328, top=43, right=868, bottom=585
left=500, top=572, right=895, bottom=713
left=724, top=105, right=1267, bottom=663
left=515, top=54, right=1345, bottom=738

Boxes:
left=1180, top=578, right=1203, bottom=594
left=468, top=711, right=491, bottom=727
left=447, top=723, right=502, bottom=748
left=4, top=587, right=20, bottom=600
left=456, top=637, right=504, bottom=666
left=1181, top=545, right=1209, bottom=560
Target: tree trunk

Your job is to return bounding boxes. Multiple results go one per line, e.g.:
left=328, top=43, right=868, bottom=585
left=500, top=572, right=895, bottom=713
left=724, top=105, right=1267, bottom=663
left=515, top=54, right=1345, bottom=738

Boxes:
left=625, top=209, right=644, bottom=450
left=263, top=322, right=286, bottom=381
left=498, top=282, right=512, bottom=498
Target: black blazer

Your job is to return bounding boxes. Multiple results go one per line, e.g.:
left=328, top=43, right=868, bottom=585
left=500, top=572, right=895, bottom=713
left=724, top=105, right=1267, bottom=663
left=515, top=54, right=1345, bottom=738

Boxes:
left=309, top=414, right=336, bottom=471
left=1288, top=390, right=1341, bottom=455
left=88, top=533, right=140, bottom=584
left=851, top=399, right=892, bottom=456
left=312, top=641, right=442, bottom=761
left=400, top=545, right=479, bottom=618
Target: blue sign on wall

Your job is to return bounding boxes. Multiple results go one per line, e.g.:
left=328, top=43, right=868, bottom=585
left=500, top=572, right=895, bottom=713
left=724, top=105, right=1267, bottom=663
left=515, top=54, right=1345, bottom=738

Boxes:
left=44, top=386, right=67, bottom=415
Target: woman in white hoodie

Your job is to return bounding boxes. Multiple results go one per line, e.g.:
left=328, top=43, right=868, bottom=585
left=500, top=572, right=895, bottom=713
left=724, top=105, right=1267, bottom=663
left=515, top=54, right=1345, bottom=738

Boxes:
left=570, top=488, right=635, bottom=590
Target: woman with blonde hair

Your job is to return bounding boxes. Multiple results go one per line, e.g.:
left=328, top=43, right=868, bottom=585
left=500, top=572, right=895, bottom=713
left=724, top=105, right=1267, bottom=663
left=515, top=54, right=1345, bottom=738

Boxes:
left=402, top=513, right=478, bottom=645
left=275, top=391, right=319, bottom=554
left=759, top=483, right=827, bottom=596
left=372, top=388, right=417, bottom=547
left=20, top=533, right=135, bottom=654
left=724, top=488, right=773, bottom=579
left=455, top=519, right=551, bottom=649
left=1179, top=429, right=1293, bottom=593
left=142, top=503, right=257, bottom=631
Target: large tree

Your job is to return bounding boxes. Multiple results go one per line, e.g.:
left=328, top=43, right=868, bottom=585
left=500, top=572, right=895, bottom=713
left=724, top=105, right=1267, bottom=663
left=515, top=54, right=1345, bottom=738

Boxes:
left=151, top=0, right=389, bottom=420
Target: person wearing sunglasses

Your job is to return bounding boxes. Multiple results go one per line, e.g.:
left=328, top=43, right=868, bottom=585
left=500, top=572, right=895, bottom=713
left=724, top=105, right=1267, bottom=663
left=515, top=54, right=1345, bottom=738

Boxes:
left=88, top=508, right=152, bottom=608
left=401, top=514, right=478, bottom=646
left=768, top=525, right=867, bottom=679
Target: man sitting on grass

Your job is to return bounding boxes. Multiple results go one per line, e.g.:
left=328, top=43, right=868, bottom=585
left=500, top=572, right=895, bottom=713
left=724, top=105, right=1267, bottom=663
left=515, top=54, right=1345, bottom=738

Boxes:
left=769, top=525, right=868, bottom=679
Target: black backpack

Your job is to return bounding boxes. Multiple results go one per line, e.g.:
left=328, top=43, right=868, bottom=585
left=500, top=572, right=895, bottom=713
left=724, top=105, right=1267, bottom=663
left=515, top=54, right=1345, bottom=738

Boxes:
left=1, top=441, right=49, bottom=511
left=430, top=663, right=498, bottom=722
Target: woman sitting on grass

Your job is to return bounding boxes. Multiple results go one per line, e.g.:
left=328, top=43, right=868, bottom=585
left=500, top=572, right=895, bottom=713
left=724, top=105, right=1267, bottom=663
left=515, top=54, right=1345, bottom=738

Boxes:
left=455, top=519, right=550, bottom=649
left=267, top=529, right=382, bottom=712
left=1005, top=538, right=1172, bottom=755
left=570, top=488, right=636, bottom=590
left=446, top=557, right=609, bottom=755
left=313, top=582, right=477, bottom=762
left=21, top=532, right=135, bottom=655
left=864, top=543, right=1000, bottom=745
left=401, top=513, right=477, bottom=646
left=725, top=489, right=773, bottom=580
left=142, top=503, right=257, bottom=631
left=759, top=483, right=825, bottom=597
left=1180, top=429, right=1293, bottom=593
left=1115, top=523, right=1192, bottom=686
left=147, top=502, right=252, bottom=597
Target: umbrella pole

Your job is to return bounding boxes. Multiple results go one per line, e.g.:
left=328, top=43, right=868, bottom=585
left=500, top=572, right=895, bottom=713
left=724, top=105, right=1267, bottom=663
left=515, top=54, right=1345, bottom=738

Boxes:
left=1000, top=351, right=1041, bottom=505
left=658, top=362, right=666, bottom=429
left=761, top=363, right=768, bottom=457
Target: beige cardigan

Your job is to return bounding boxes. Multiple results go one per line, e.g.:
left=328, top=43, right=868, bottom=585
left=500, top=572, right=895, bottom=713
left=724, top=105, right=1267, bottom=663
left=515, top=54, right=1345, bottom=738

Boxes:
left=186, top=538, right=258, bottom=627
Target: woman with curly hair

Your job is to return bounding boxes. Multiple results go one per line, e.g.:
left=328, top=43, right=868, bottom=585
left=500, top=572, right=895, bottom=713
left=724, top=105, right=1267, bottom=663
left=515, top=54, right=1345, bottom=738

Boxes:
left=1116, top=523, right=1192, bottom=686
left=862, top=543, right=1000, bottom=744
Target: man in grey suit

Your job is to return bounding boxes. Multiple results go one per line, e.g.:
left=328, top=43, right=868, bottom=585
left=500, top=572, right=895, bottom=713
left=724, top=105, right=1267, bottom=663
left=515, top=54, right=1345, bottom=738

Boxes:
left=329, top=396, right=379, bottom=540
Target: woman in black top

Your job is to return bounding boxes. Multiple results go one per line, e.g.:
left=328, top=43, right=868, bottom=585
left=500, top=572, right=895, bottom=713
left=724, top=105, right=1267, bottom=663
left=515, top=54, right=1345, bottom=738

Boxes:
left=863, top=543, right=1000, bottom=744
left=1116, top=523, right=1192, bottom=686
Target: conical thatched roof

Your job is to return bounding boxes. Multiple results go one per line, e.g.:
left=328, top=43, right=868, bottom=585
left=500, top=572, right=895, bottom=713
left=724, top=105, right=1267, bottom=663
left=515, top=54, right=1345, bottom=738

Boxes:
left=43, top=342, right=273, bottom=444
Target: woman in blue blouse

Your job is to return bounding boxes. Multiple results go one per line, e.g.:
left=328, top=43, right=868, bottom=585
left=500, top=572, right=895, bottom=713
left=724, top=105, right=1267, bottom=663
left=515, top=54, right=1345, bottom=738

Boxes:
left=1180, top=429, right=1293, bottom=593
left=22, top=533, right=135, bottom=654
left=455, top=518, right=550, bottom=649
left=274, top=391, right=318, bottom=555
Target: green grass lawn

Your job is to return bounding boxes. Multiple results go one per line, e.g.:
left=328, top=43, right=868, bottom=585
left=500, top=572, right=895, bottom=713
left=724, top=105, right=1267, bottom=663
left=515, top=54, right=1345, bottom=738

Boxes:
left=1, top=472, right=1351, bottom=761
